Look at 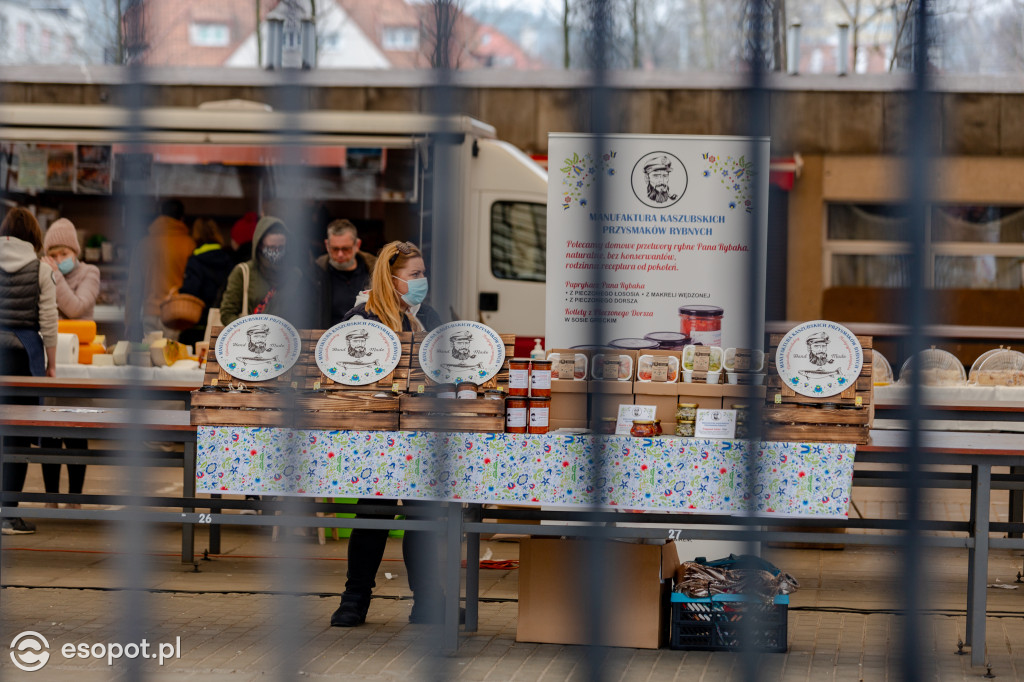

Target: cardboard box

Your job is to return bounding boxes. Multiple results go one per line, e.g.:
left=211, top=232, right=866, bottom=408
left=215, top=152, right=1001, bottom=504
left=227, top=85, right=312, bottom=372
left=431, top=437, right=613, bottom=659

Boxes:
left=550, top=379, right=588, bottom=430
left=633, top=381, right=689, bottom=424
left=589, top=379, right=635, bottom=422
left=517, top=538, right=679, bottom=649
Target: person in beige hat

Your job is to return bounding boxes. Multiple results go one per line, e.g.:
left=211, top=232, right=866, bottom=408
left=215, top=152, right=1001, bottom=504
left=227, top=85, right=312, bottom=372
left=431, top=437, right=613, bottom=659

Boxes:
left=42, top=218, right=100, bottom=321
left=41, top=217, right=100, bottom=509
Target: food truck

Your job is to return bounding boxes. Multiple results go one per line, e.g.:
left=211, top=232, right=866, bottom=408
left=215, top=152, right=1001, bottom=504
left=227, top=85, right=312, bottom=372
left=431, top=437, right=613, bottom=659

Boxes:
left=0, top=102, right=548, bottom=344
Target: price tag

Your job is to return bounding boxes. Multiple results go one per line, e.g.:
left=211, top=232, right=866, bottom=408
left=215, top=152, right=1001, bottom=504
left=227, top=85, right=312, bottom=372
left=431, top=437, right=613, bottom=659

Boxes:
left=855, top=396, right=863, bottom=407
left=774, top=393, right=782, bottom=404
left=417, top=384, right=426, bottom=394
left=211, top=379, right=219, bottom=386
left=615, top=404, right=657, bottom=436
left=694, top=409, right=737, bottom=439
left=313, top=381, right=321, bottom=391
left=392, top=381, right=401, bottom=392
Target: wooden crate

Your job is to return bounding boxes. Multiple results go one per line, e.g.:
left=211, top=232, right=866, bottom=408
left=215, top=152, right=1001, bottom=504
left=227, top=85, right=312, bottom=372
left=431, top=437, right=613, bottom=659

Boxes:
left=190, top=326, right=306, bottom=427
left=297, top=391, right=400, bottom=430
left=761, top=334, right=873, bottom=445
left=408, top=332, right=515, bottom=392
left=399, top=395, right=505, bottom=432
left=300, top=329, right=413, bottom=392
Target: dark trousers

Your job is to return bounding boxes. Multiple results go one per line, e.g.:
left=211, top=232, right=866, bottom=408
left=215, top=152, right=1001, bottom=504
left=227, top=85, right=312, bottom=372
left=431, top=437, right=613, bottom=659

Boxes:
left=1, top=345, right=34, bottom=510
left=343, top=499, right=441, bottom=605
left=40, top=439, right=87, bottom=494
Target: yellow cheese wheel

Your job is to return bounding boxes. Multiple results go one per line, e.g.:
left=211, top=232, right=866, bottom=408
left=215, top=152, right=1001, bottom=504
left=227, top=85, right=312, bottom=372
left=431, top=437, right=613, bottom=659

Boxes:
left=78, top=343, right=94, bottom=365
left=59, top=319, right=97, bottom=345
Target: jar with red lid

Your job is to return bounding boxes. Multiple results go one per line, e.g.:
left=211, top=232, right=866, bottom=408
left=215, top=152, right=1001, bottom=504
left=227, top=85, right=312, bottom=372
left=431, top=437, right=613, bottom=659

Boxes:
left=528, top=396, right=550, bottom=434
left=505, top=396, right=528, bottom=433
left=530, top=360, right=552, bottom=397
left=508, top=358, right=531, bottom=397
left=679, top=305, right=724, bottom=348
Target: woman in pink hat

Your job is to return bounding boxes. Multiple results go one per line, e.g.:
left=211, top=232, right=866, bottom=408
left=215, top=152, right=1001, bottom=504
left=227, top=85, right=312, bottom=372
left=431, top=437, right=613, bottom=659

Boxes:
left=41, top=218, right=100, bottom=508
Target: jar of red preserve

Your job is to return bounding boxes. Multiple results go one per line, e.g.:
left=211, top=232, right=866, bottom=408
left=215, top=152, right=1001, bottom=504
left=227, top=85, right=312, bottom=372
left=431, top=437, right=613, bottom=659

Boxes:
left=508, top=358, right=531, bottom=397
left=505, top=396, right=528, bottom=433
left=528, top=396, right=550, bottom=434
left=679, top=305, right=724, bottom=348
left=530, top=360, right=552, bottom=397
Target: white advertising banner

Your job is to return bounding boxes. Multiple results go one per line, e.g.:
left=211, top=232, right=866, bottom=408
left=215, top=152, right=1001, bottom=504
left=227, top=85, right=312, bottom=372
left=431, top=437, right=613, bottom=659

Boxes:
left=545, top=134, right=770, bottom=351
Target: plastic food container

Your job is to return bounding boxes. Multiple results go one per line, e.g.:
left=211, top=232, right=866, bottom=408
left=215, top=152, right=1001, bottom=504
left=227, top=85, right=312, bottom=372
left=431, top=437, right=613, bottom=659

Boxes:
left=547, top=352, right=588, bottom=380
left=609, top=338, right=659, bottom=351
left=644, top=331, right=690, bottom=350
left=528, top=396, right=550, bottom=434
left=457, top=382, right=477, bottom=399
left=530, top=359, right=552, bottom=397
left=679, top=305, right=724, bottom=348
left=899, top=348, right=967, bottom=386
left=505, top=396, right=528, bottom=433
left=591, top=353, right=634, bottom=381
left=682, top=345, right=723, bottom=372
left=637, top=354, right=680, bottom=382
left=508, top=358, right=531, bottom=397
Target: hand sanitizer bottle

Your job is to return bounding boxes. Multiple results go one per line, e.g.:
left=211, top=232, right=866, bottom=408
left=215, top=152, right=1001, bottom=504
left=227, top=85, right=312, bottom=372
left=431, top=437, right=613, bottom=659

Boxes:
left=530, top=338, right=545, bottom=360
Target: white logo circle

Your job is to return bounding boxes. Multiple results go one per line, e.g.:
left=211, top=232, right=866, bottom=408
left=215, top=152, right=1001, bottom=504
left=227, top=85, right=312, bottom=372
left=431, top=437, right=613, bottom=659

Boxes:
left=10, top=631, right=50, bottom=672
left=214, top=314, right=302, bottom=382
left=776, top=320, right=864, bottom=398
left=418, top=321, right=505, bottom=385
left=631, top=151, right=686, bottom=208
left=315, top=320, right=402, bottom=386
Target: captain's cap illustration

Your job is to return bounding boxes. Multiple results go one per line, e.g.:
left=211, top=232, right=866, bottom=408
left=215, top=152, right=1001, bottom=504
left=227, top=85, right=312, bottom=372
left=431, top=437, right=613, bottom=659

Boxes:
left=643, top=156, right=673, bottom=175
left=247, top=323, right=270, bottom=336
left=806, top=331, right=829, bottom=344
left=345, top=329, right=369, bottom=341
left=450, top=331, right=474, bottom=342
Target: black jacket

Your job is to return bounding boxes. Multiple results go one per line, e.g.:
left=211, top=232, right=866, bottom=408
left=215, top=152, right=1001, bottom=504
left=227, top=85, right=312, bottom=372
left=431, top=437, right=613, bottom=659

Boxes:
left=180, top=244, right=235, bottom=311
left=343, top=301, right=442, bottom=333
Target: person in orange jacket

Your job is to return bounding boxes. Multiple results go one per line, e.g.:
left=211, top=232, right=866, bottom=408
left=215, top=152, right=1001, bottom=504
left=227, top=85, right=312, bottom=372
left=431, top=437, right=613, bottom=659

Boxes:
left=126, top=198, right=196, bottom=340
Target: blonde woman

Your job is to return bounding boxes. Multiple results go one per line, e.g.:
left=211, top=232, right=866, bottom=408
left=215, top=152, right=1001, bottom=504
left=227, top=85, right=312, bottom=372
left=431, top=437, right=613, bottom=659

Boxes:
left=331, top=240, right=446, bottom=627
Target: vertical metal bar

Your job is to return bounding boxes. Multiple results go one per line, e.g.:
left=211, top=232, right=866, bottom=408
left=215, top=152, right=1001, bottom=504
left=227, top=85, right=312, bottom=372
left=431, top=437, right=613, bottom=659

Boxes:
left=966, top=464, right=978, bottom=646
left=969, top=463, right=991, bottom=667
left=902, top=0, right=934, bottom=678
left=443, top=502, right=463, bottom=652
left=464, top=504, right=481, bottom=632
left=740, top=0, right=771, bottom=677
left=582, top=0, right=613, bottom=676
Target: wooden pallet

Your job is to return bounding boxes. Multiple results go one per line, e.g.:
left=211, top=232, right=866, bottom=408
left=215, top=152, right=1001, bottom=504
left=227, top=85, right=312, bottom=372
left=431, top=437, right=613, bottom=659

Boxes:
left=398, top=395, right=505, bottom=432
left=300, top=329, right=413, bottom=392
left=408, top=332, right=515, bottom=392
left=761, top=333, right=874, bottom=445
left=190, top=326, right=306, bottom=427
left=296, top=391, right=400, bottom=430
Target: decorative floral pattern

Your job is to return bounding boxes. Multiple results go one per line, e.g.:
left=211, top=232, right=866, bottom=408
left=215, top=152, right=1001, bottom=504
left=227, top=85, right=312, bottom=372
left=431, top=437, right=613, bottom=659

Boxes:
left=560, top=151, right=616, bottom=210
left=702, top=152, right=756, bottom=214
left=196, top=428, right=855, bottom=518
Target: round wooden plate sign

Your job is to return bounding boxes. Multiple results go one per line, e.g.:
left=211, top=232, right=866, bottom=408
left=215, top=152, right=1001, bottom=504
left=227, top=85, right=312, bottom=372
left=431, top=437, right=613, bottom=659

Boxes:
left=215, top=314, right=301, bottom=381
left=775, top=320, right=863, bottom=398
left=316, top=320, right=402, bottom=386
left=418, top=321, right=505, bottom=385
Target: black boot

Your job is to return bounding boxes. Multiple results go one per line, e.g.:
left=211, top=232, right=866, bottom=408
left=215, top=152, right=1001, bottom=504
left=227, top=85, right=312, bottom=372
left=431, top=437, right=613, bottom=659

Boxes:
left=331, top=595, right=370, bottom=627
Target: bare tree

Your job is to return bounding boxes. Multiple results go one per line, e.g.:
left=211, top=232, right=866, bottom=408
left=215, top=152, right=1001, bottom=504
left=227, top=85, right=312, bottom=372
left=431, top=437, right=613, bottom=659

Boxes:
left=426, top=0, right=463, bottom=69
left=834, top=0, right=890, bottom=72
left=563, top=0, right=572, bottom=68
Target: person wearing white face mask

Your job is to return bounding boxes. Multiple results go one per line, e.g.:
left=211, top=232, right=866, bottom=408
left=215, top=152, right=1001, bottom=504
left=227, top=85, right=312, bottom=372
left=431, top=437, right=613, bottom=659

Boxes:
left=331, top=240, right=449, bottom=628
left=41, top=218, right=100, bottom=512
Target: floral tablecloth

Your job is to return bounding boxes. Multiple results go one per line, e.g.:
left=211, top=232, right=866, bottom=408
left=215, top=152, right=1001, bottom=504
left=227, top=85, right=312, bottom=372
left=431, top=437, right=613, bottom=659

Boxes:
left=196, top=428, right=856, bottom=518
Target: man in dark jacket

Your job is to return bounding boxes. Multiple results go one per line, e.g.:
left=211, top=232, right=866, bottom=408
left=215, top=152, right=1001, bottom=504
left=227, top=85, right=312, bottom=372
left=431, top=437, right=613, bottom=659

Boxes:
left=316, top=220, right=377, bottom=326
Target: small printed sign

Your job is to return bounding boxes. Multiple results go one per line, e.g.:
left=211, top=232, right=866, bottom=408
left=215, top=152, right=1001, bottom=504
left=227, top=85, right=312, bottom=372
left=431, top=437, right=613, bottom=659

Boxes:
left=615, top=404, right=657, bottom=436
left=214, top=314, right=301, bottom=381
left=418, top=321, right=505, bottom=385
left=316, top=320, right=402, bottom=386
left=776, top=320, right=864, bottom=398
left=694, top=409, right=737, bottom=439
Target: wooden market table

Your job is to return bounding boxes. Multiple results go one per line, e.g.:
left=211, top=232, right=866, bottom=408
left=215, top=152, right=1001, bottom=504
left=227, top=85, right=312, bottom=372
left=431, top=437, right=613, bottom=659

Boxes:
left=856, top=429, right=1024, bottom=667
left=0, top=375, right=201, bottom=407
left=0, top=404, right=202, bottom=562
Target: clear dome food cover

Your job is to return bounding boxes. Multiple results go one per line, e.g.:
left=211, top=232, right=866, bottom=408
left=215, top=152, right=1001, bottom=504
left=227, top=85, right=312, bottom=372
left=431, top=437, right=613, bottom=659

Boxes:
left=898, top=348, right=966, bottom=386
left=871, top=349, right=893, bottom=386
left=969, top=348, right=1024, bottom=386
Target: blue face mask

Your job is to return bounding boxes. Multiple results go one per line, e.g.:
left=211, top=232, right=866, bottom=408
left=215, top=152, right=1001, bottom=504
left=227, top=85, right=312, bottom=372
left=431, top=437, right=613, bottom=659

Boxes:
left=57, top=257, right=75, bottom=275
left=393, top=275, right=428, bottom=307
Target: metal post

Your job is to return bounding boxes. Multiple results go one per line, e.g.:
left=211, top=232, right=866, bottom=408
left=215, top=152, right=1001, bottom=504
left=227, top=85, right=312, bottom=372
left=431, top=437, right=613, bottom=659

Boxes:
left=837, top=23, right=850, bottom=76
left=787, top=21, right=801, bottom=75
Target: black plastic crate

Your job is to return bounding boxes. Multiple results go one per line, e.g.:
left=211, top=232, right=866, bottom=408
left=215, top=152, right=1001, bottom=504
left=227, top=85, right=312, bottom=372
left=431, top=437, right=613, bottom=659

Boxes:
left=670, top=593, right=788, bottom=652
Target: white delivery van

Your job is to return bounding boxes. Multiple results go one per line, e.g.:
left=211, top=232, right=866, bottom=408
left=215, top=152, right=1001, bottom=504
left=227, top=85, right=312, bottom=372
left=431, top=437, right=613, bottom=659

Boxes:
left=0, top=102, right=548, bottom=344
